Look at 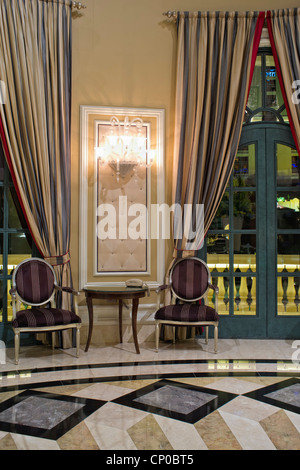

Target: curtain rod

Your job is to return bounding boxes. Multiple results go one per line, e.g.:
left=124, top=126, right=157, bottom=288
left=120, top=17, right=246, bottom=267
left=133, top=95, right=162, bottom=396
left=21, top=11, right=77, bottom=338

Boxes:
left=40, top=1, right=86, bottom=9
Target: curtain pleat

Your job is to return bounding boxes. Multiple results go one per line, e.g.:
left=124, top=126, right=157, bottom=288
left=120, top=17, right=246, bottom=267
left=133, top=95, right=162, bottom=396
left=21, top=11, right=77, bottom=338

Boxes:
left=0, top=0, right=73, bottom=347
left=267, top=8, right=300, bottom=156
left=161, top=11, right=264, bottom=335
left=172, top=11, right=264, bottom=256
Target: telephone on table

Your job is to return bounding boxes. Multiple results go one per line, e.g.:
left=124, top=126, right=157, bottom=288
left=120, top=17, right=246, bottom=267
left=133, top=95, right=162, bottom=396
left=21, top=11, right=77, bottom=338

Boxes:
left=125, top=279, right=150, bottom=296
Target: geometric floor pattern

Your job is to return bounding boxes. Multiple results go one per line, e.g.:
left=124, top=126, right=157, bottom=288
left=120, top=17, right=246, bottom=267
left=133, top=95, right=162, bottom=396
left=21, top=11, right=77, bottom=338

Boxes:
left=1, top=377, right=300, bottom=450
left=0, top=340, right=300, bottom=450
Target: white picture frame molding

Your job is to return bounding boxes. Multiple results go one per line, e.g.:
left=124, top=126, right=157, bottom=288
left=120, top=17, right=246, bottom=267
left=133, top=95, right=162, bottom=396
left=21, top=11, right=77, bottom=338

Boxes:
left=79, top=105, right=165, bottom=290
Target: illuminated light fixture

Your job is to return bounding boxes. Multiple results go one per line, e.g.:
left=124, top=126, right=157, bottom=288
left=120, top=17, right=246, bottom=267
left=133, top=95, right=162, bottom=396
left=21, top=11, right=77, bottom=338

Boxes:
left=95, top=116, right=155, bottom=182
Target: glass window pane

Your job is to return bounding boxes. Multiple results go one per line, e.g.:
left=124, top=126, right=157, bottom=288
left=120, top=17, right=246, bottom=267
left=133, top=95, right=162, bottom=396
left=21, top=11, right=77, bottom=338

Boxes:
left=265, top=55, right=284, bottom=110
left=0, top=146, right=5, bottom=182
left=277, top=273, right=300, bottom=316
left=8, top=188, right=27, bottom=229
left=234, top=144, right=256, bottom=187
left=0, top=281, right=3, bottom=323
left=277, top=234, right=300, bottom=258
left=207, top=234, right=229, bottom=256
left=247, top=55, right=262, bottom=110
left=233, top=275, right=256, bottom=316
left=277, top=192, right=300, bottom=229
left=0, top=234, right=3, bottom=275
left=233, top=191, right=255, bottom=229
left=277, top=144, right=299, bottom=187
left=234, top=234, right=256, bottom=257
left=0, top=187, right=3, bottom=228
left=277, top=248, right=300, bottom=316
left=8, top=233, right=32, bottom=256
left=206, top=273, right=230, bottom=316
left=210, top=192, right=230, bottom=230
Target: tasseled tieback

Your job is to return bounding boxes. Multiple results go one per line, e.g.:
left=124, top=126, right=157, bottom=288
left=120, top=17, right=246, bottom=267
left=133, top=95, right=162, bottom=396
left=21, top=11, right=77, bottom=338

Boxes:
left=44, top=251, right=71, bottom=267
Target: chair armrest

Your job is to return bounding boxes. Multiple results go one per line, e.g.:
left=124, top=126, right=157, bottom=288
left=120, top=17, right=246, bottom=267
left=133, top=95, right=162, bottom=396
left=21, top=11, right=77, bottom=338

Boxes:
left=155, top=284, right=171, bottom=294
left=54, top=285, right=81, bottom=316
left=155, top=284, right=171, bottom=310
left=9, top=287, right=17, bottom=298
left=55, top=285, right=81, bottom=296
left=208, top=283, right=219, bottom=311
left=208, top=283, right=219, bottom=294
left=9, top=287, right=19, bottom=319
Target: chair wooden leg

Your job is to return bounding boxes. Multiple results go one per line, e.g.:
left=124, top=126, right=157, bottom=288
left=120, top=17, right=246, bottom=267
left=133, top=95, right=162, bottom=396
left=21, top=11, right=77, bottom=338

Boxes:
left=214, top=324, right=218, bottom=353
left=205, top=326, right=209, bottom=344
left=51, top=332, right=56, bottom=350
left=155, top=322, right=160, bottom=352
left=172, top=327, right=176, bottom=344
left=15, top=331, right=20, bottom=365
left=76, top=327, right=80, bottom=358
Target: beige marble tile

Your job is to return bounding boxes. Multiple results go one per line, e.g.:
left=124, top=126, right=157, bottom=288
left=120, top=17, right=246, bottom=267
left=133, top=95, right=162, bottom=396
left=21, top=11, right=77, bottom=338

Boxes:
left=85, top=401, right=148, bottom=430
left=85, top=422, right=136, bottom=450
left=220, top=395, right=279, bottom=421
left=128, top=414, right=173, bottom=451
left=194, top=410, right=242, bottom=450
left=168, top=377, right=225, bottom=387
left=57, top=421, right=99, bottom=450
left=71, top=382, right=135, bottom=400
left=203, top=377, right=267, bottom=394
left=106, top=379, right=159, bottom=390
left=32, top=383, right=91, bottom=396
left=0, top=433, right=18, bottom=450
left=237, top=376, right=293, bottom=387
left=11, top=433, right=60, bottom=450
left=219, top=410, right=276, bottom=450
left=285, top=410, right=300, bottom=433
left=154, top=415, right=208, bottom=450
left=260, top=409, right=300, bottom=450
left=0, top=390, right=22, bottom=403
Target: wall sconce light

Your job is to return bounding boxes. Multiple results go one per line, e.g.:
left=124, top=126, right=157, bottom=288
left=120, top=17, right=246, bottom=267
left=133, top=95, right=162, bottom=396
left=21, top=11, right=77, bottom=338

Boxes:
left=95, top=116, right=155, bottom=182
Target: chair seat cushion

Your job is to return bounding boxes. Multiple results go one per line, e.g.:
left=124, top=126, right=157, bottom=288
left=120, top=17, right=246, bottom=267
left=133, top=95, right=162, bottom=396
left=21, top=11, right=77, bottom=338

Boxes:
left=12, top=308, right=81, bottom=329
left=155, top=304, right=219, bottom=323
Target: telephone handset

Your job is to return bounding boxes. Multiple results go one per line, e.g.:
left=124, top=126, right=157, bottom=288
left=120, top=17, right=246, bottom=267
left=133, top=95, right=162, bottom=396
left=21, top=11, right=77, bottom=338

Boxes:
left=126, top=279, right=144, bottom=288
left=125, top=279, right=150, bottom=296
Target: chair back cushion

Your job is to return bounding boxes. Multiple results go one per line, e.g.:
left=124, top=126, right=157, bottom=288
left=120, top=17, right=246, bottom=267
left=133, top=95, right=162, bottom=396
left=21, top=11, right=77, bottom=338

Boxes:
left=171, top=257, right=209, bottom=301
left=15, top=259, right=55, bottom=304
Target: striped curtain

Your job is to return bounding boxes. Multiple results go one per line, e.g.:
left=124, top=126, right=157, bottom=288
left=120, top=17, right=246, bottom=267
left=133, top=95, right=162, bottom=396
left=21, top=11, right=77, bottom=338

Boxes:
left=0, top=0, right=73, bottom=345
left=172, top=11, right=264, bottom=255
left=267, top=8, right=300, bottom=156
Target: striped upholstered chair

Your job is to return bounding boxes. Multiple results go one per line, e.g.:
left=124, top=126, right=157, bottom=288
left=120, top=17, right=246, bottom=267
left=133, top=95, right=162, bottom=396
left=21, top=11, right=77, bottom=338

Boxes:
left=10, top=258, right=81, bottom=364
left=155, top=257, right=219, bottom=353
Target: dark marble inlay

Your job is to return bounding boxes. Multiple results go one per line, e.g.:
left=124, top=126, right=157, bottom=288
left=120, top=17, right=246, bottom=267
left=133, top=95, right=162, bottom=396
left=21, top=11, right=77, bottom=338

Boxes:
left=0, top=396, right=85, bottom=429
left=134, top=384, right=218, bottom=415
left=245, top=378, right=300, bottom=415
left=113, top=379, right=237, bottom=423
left=265, top=383, right=300, bottom=408
left=0, top=390, right=105, bottom=440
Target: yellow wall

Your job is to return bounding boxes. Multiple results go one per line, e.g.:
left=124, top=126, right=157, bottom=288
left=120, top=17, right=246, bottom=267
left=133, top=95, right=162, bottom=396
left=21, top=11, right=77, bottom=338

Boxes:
left=70, top=0, right=300, bottom=292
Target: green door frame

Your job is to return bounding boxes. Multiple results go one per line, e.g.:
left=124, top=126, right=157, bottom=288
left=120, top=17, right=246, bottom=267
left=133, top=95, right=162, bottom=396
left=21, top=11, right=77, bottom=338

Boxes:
left=264, top=124, right=300, bottom=338
left=204, top=122, right=300, bottom=339
left=213, top=123, right=268, bottom=338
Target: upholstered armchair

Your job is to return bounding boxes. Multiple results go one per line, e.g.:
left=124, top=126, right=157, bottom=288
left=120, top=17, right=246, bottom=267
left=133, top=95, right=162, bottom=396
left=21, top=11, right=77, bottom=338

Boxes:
left=154, top=257, right=219, bottom=353
left=10, top=258, right=81, bottom=364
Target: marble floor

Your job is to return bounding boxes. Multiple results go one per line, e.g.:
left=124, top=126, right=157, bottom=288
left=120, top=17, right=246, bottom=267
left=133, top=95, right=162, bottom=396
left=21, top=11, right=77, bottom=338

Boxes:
left=0, top=337, right=300, bottom=451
